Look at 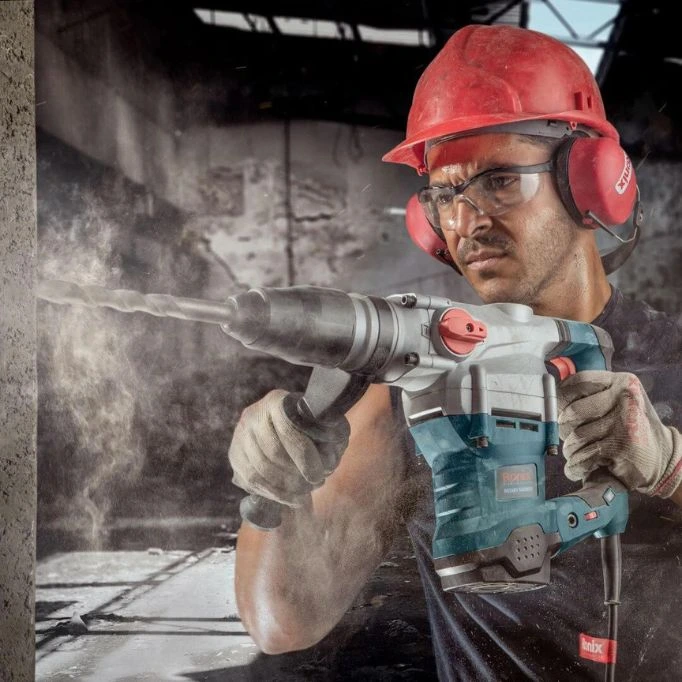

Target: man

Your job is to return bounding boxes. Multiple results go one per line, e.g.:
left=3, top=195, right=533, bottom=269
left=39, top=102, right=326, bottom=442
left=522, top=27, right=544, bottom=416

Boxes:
left=229, top=25, right=682, bottom=680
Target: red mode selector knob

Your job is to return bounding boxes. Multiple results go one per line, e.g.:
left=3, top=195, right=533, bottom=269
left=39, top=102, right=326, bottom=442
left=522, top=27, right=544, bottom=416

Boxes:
left=547, top=356, right=577, bottom=381
left=438, top=308, right=488, bottom=355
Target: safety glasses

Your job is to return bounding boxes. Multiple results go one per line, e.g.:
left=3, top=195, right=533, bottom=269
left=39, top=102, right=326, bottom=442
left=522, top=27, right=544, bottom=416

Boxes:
left=418, top=161, right=553, bottom=232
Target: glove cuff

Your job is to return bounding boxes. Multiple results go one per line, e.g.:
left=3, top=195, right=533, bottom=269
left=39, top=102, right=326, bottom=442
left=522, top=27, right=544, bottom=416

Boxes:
left=652, top=427, right=682, bottom=498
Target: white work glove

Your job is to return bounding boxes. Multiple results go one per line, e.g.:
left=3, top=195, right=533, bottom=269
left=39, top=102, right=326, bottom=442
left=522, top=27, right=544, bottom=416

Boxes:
left=228, top=389, right=350, bottom=507
left=557, top=371, right=682, bottom=497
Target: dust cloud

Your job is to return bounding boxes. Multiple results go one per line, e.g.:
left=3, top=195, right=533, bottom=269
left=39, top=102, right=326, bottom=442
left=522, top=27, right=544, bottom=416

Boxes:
left=37, top=189, right=144, bottom=549
left=35, top=181, right=311, bottom=554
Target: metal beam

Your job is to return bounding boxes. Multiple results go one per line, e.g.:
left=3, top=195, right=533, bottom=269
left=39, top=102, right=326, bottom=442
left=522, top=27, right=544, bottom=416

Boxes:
left=485, top=0, right=526, bottom=26
left=264, top=14, right=281, bottom=34
left=540, top=0, right=580, bottom=39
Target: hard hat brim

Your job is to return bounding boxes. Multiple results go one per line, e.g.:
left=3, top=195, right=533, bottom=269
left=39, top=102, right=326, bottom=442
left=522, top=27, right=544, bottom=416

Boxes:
left=382, top=113, right=620, bottom=171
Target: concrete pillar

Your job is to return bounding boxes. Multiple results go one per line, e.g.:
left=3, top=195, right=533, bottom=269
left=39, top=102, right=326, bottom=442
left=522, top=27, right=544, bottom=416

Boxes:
left=0, top=2, right=37, bottom=680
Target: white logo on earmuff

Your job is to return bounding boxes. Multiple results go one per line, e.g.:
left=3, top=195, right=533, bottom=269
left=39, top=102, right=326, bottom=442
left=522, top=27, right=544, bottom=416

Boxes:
left=615, top=153, right=632, bottom=195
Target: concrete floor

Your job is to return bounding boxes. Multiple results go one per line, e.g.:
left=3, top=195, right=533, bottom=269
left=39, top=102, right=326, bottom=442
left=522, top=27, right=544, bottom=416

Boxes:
left=35, top=530, right=438, bottom=681
left=35, top=548, right=260, bottom=681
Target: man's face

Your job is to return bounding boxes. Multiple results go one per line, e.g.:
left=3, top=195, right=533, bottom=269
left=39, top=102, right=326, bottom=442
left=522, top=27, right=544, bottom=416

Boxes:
left=426, top=134, right=583, bottom=307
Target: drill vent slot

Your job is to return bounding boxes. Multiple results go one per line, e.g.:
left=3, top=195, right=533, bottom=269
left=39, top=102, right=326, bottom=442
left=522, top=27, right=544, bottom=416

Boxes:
left=495, top=419, right=539, bottom=432
left=520, top=423, right=539, bottom=432
left=492, top=409, right=541, bottom=432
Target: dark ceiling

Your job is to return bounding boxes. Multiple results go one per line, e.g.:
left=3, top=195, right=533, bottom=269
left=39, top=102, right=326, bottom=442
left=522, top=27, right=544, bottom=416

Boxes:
left=41, top=0, right=682, bottom=158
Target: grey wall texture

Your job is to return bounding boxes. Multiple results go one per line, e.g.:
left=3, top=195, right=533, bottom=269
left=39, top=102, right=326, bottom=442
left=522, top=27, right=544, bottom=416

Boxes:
left=616, top=161, right=682, bottom=312
left=0, top=2, right=37, bottom=681
left=34, top=5, right=468, bottom=301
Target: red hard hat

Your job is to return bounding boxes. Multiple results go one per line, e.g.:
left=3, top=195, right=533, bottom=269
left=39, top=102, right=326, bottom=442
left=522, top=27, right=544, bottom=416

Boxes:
left=383, top=24, right=619, bottom=172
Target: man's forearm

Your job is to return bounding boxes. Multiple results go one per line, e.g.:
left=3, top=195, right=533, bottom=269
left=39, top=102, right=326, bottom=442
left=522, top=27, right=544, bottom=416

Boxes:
left=232, top=384, right=406, bottom=653
left=236, top=499, right=336, bottom=654
left=235, top=489, right=398, bottom=654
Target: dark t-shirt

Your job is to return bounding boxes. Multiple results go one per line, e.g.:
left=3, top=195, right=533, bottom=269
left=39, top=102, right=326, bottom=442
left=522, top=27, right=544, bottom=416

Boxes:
left=398, top=288, right=682, bottom=681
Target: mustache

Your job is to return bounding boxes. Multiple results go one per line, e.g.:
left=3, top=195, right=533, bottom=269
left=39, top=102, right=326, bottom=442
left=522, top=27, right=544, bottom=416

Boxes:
left=457, top=232, right=513, bottom=262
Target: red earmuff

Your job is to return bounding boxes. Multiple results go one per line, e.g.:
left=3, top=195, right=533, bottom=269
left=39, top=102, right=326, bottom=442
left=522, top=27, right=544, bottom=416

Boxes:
left=405, top=193, right=459, bottom=271
left=555, top=136, right=638, bottom=228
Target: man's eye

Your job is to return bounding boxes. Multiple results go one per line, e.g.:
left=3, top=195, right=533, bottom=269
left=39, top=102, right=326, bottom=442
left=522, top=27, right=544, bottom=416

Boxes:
left=482, top=173, right=518, bottom=191
left=435, top=191, right=454, bottom=206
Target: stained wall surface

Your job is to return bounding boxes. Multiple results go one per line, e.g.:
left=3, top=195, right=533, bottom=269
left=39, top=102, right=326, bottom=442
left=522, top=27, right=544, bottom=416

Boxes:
left=34, top=8, right=474, bottom=548
left=0, top=2, right=37, bottom=681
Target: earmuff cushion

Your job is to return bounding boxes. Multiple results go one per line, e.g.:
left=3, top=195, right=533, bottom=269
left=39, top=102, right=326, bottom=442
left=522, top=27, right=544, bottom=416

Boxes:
left=554, top=138, right=586, bottom=224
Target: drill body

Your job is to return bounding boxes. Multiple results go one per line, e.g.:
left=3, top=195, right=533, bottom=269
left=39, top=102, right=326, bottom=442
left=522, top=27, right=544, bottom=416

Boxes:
left=224, top=286, right=629, bottom=592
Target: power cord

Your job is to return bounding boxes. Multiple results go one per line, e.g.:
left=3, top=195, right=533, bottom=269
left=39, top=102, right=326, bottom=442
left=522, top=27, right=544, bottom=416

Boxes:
left=601, top=534, right=622, bottom=682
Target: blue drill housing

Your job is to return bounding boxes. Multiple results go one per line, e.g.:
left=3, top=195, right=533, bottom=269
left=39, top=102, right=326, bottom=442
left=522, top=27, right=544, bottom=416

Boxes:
left=410, top=415, right=628, bottom=564
left=408, top=319, right=628, bottom=571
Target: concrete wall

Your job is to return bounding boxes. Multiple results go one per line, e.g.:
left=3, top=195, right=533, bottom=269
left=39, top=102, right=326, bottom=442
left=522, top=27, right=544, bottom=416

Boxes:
left=177, top=120, right=473, bottom=300
left=34, top=118, right=467, bottom=548
left=0, top=3, right=37, bottom=680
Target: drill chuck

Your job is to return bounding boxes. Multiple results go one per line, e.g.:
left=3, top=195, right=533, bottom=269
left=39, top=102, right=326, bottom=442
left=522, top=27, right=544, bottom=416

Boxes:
left=223, top=287, right=357, bottom=367
left=222, top=286, right=398, bottom=375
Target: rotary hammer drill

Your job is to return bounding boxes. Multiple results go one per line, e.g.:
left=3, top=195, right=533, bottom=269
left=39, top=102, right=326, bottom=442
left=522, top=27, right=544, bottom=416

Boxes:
left=224, top=285, right=628, bottom=594
left=37, top=278, right=629, bottom=594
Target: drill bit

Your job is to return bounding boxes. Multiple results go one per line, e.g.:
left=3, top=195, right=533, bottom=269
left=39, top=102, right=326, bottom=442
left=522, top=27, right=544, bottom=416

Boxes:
left=36, top=279, right=235, bottom=326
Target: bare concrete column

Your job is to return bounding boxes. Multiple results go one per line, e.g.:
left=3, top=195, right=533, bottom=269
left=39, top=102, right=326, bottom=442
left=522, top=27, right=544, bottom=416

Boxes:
left=0, top=2, right=37, bottom=681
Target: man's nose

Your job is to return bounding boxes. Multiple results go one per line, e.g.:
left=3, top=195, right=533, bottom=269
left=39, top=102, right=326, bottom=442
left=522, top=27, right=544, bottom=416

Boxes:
left=445, top=196, right=492, bottom=239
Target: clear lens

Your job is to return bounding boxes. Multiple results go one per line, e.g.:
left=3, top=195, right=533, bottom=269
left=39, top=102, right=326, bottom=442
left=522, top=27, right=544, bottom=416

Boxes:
left=419, top=170, right=544, bottom=232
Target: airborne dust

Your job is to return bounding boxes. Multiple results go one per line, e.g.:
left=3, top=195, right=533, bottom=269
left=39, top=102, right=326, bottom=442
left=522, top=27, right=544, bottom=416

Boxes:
left=35, top=141, right=310, bottom=556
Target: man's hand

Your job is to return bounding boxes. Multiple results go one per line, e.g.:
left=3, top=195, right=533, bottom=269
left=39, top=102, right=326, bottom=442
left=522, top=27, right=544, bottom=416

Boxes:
left=557, top=371, right=682, bottom=497
left=228, top=389, right=351, bottom=508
